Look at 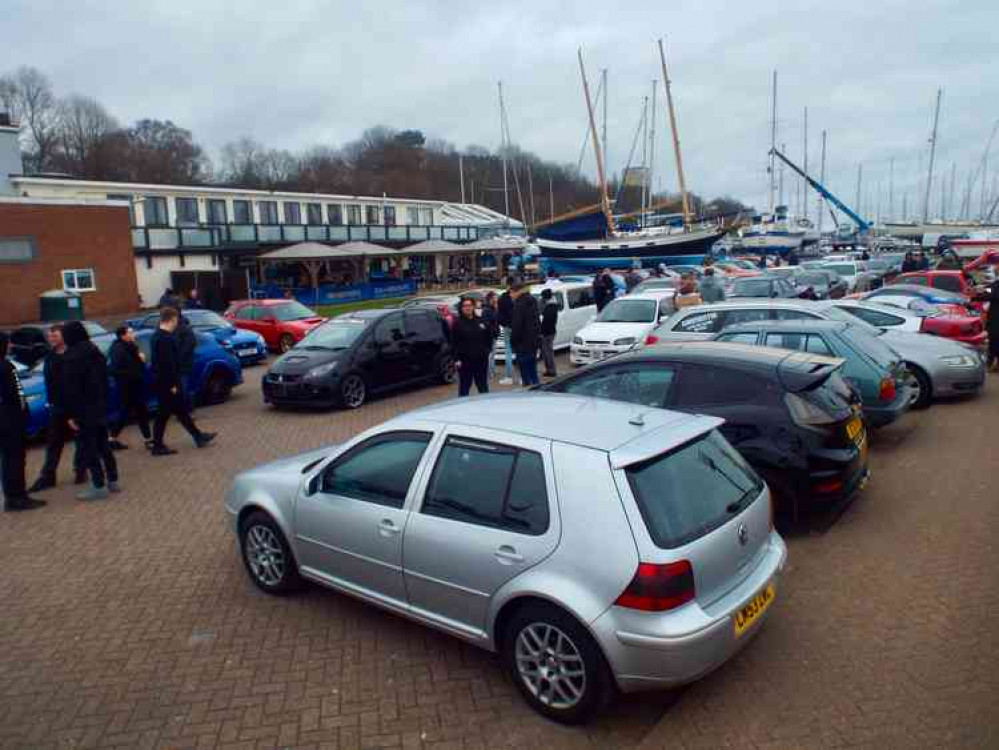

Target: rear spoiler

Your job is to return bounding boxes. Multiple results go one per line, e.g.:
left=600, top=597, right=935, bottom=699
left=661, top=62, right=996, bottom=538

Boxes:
left=776, top=352, right=845, bottom=393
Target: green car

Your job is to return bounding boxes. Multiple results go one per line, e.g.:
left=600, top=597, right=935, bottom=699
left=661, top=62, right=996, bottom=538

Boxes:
left=713, top=319, right=912, bottom=428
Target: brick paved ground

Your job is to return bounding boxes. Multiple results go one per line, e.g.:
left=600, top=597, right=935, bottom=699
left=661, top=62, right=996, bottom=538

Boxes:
left=1, top=358, right=996, bottom=750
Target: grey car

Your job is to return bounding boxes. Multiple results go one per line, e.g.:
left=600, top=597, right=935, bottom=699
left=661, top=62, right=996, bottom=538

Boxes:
left=225, top=393, right=788, bottom=723
left=652, top=299, right=985, bottom=409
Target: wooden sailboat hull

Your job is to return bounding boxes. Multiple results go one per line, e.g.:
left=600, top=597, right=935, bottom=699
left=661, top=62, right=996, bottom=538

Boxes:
left=536, top=227, right=724, bottom=259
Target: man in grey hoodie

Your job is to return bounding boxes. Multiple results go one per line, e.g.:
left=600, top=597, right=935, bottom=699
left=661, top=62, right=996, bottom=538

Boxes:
left=700, top=267, right=726, bottom=303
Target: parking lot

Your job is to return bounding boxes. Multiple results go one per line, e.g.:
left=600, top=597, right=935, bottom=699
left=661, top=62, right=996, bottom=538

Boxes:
left=1, top=357, right=997, bottom=750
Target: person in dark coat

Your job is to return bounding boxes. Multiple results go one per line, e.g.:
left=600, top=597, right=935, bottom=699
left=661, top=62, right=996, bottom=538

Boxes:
left=157, top=288, right=181, bottom=310
left=497, top=286, right=515, bottom=384
left=451, top=297, right=492, bottom=397
left=176, top=314, right=197, bottom=410
left=510, top=281, right=542, bottom=387
left=1, top=332, right=45, bottom=511
left=28, top=324, right=85, bottom=492
left=149, top=308, right=215, bottom=455
left=592, top=269, right=615, bottom=312
left=108, top=326, right=151, bottom=450
left=900, top=251, right=918, bottom=273
left=986, top=283, right=999, bottom=371
left=184, top=289, right=204, bottom=309
left=539, top=288, right=559, bottom=377
left=61, top=321, right=119, bottom=500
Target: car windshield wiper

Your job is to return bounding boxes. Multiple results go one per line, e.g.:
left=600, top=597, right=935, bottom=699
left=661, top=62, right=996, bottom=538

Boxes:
left=697, top=450, right=756, bottom=514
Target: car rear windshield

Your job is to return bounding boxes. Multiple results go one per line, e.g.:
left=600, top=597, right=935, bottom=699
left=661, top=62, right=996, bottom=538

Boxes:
left=731, top=278, right=773, bottom=297
left=840, top=325, right=898, bottom=368
left=597, top=299, right=657, bottom=323
left=273, top=301, right=316, bottom=321
left=625, top=430, right=764, bottom=549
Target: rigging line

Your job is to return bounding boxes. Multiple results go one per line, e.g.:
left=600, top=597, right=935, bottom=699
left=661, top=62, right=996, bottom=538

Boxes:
left=613, top=99, right=649, bottom=205
left=575, top=76, right=605, bottom=176
left=502, top=96, right=528, bottom=226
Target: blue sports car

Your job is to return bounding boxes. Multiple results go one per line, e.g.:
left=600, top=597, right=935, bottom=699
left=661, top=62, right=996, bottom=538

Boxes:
left=19, top=330, right=243, bottom=438
left=127, top=309, right=268, bottom=365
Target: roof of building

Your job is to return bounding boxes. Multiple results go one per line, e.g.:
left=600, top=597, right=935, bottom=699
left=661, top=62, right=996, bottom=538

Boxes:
left=258, top=241, right=394, bottom=261
left=463, top=236, right=528, bottom=251
left=403, top=239, right=462, bottom=255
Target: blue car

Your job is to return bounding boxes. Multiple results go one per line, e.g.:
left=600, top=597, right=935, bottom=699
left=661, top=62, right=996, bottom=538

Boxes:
left=19, top=330, right=243, bottom=438
left=127, top=309, right=268, bottom=365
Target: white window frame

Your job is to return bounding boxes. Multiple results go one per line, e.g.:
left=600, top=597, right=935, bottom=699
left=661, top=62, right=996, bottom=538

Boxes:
left=62, top=268, right=97, bottom=292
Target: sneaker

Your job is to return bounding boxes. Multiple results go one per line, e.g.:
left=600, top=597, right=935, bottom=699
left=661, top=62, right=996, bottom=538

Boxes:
left=109, top=440, right=129, bottom=451
left=77, top=486, right=109, bottom=501
left=5, top=496, right=47, bottom=512
left=108, top=481, right=122, bottom=493
left=499, top=378, right=513, bottom=385
left=149, top=445, right=178, bottom=456
left=195, top=432, right=217, bottom=448
left=74, top=470, right=88, bottom=485
left=28, top=476, right=55, bottom=493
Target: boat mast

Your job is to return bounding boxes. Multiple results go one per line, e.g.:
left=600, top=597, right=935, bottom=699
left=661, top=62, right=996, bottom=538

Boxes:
left=856, top=163, right=863, bottom=222
left=778, top=142, right=786, bottom=207
left=818, top=130, right=827, bottom=234
left=498, top=81, right=510, bottom=225
left=768, top=71, right=777, bottom=214
left=888, top=156, right=894, bottom=221
left=640, top=95, right=649, bottom=223
left=601, top=69, right=609, bottom=187
left=648, top=79, right=657, bottom=225
left=658, top=38, right=692, bottom=230
left=922, top=87, right=942, bottom=223
left=578, top=48, right=615, bottom=235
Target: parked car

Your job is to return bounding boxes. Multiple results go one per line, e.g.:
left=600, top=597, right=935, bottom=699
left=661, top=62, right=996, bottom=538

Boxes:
left=7, top=321, right=108, bottom=368
left=650, top=300, right=985, bottom=409
left=128, top=309, right=268, bottom=365
left=821, top=261, right=867, bottom=291
left=544, top=343, right=868, bottom=520
left=493, top=281, right=597, bottom=361
left=862, top=284, right=977, bottom=315
left=224, top=299, right=326, bottom=352
left=829, top=299, right=987, bottom=347
left=20, top=330, right=242, bottom=438
left=262, top=308, right=454, bottom=409
left=569, top=292, right=674, bottom=366
left=792, top=269, right=849, bottom=299
left=713, top=320, right=911, bottom=428
left=893, top=270, right=977, bottom=297
left=631, top=277, right=678, bottom=295
left=728, top=275, right=799, bottom=299
left=225, top=392, right=787, bottom=723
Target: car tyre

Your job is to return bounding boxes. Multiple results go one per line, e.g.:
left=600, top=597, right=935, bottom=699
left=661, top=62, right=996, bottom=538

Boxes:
left=203, top=369, right=233, bottom=405
left=502, top=602, right=615, bottom=725
left=239, top=511, right=302, bottom=595
left=437, top=354, right=457, bottom=384
left=759, top=468, right=798, bottom=530
left=904, top=363, right=932, bottom=410
left=339, top=373, right=367, bottom=409
left=278, top=334, right=295, bottom=353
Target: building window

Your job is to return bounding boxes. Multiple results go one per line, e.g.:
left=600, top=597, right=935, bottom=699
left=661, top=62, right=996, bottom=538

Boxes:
left=144, top=196, right=169, bottom=226
left=206, top=199, right=227, bottom=224
left=406, top=206, right=419, bottom=225
left=365, top=205, right=380, bottom=225
left=232, top=200, right=251, bottom=224
left=0, top=237, right=36, bottom=263
left=327, top=204, right=343, bottom=225
left=175, top=197, right=199, bottom=226
left=306, top=203, right=322, bottom=225
left=258, top=200, right=278, bottom=224
left=384, top=206, right=397, bottom=226
left=347, top=205, right=362, bottom=225
left=283, top=202, right=302, bottom=224
left=62, top=268, right=96, bottom=292
left=420, top=207, right=434, bottom=225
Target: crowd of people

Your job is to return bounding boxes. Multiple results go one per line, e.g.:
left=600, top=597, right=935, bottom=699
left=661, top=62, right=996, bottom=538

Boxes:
left=0, top=306, right=217, bottom=513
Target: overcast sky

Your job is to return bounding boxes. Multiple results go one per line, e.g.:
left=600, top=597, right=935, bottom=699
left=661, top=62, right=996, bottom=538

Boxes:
left=7, top=0, right=999, bottom=217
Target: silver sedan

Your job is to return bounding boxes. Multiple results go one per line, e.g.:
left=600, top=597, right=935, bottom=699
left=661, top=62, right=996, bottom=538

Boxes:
left=225, top=393, right=787, bottom=724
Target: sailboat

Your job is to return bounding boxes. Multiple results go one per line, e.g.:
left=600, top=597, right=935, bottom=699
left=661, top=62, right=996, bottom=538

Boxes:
left=535, top=42, right=725, bottom=272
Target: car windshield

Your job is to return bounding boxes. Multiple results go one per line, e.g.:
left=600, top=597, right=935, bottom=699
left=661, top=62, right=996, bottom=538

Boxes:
left=272, top=301, right=316, bottom=321
left=824, top=263, right=857, bottom=276
left=796, top=272, right=829, bottom=287
left=187, top=311, right=230, bottom=329
left=597, top=299, right=657, bottom=323
left=298, top=320, right=367, bottom=350
left=625, top=430, right=764, bottom=549
left=731, top=278, right=774, bottom=297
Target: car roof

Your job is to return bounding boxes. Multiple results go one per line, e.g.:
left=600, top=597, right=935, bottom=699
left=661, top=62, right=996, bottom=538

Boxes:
left=401, top=391, right=721, bottom=460
left=878, top=283, right=963, bottom=298
left=614, top=291, right=672, bottom=301
left=529, top=280, right=591, bottom=293
left=623, top=340, right=799, bottom=369
left=230, top=299, right=299, bottom=307
left=333, top=309, right=395, bottom=321
left=722, top=319, right=849, bottom=333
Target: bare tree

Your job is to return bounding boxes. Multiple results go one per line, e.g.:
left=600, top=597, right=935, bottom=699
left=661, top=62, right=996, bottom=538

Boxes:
left=55, top=95, right=120, bottom=176
left=0, top=66, right=61, bottom=172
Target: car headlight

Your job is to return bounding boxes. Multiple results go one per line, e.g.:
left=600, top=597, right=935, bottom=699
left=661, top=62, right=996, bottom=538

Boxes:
left=613, top=337, right=637, bottom=346
left=572, top=336, right=584, bottom=345
left=305, top=361, right=339, bottom=380
left=255, top=333, right=266, bottom=345
left=939, top=355, right=978, bottom=368
left=221, top=339, right=234, bottom=349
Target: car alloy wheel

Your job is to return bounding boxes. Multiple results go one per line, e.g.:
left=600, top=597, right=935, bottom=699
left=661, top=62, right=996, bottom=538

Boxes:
left=439, top=356, right=457, bottom=384
left=515, top=623, right=587, bottom=710
left=239, top=512, right=301, bottom=595
left=278, top=334, right=295, bottom=353
left=340, top=374, right=366, bottom=409
left=904, top=363, right=932, bottom=410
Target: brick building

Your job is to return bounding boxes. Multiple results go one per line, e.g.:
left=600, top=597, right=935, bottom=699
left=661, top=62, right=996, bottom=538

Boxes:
left=0, top=198, right=139, bottom=326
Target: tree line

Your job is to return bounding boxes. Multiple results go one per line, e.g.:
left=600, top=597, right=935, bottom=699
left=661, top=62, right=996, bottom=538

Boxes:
left=1, top=65, right=750, bottom=224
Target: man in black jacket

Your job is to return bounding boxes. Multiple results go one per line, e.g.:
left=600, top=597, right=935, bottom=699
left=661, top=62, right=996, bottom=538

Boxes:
left=539, top=288, right=559, bottom=378
left=1, top=332, right=45, bottom=511
left=61, top=321, right=119, bottom=501
left=28, top=324, right=85, bottom=492
left=108, top=326, right=151, bottom=450
left=150, top=308, right=215, bottom=455
left=496, top=286, right=515, bottom=385
left=176, top=314, right=197, bottom=411
left=510, top=281, right=541, bottom=387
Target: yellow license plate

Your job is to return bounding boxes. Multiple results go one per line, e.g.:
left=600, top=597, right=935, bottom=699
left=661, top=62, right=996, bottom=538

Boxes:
left=846, top=416, right=863, bottom=441
left=734, top=583, right=775, bottom=637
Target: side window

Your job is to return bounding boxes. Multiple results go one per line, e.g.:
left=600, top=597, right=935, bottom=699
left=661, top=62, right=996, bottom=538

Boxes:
left=773, top=308, right=821, bottom=321
left=764, top=332, right=807, bottom=352
left=320, top=432, right=432, bottom=508
left=716, top=332, right=760, bottom=345
left=405, top=311, right=439, bottom=340
left=933, top=276, right=962, bottom=293
left=804, top=335, right=834, bottom=357
left=422, top=438, right=549, bottom=535
left=673, top=309, right=724, bottom=333
left=555, top=365, right=676, bottom=407
left=724, top=308, right=773, bottom=326
left=237, top=306, right=258, bottom=321
left=674, top=365, right=770, bottom=406
left=566, top=287, right=593, bottom=309
left=839, top=306, right=901, bottom=328
left=375, top=313, right=405, bottom=345
left=905, top=275, right=929, bottom=286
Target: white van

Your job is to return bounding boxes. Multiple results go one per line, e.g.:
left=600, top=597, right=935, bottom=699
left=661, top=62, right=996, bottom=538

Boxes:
left=494, top=280, right=597, bottom=360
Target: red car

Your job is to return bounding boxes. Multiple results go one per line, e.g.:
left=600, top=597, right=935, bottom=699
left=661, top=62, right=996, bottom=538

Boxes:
left=224, top=299, right=326, bottom=352
left=919, top=308, right=987, bottom=347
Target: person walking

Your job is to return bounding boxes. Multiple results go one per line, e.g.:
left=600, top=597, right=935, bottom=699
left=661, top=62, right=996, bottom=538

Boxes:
left=108, top=326, right=151, bottom=450
left=497, top=285, right=516, bottom=385
left=511, top=281, right=542, bottom=387
left=61, top=321, right=119, bottom=501
left=158, top=287, right=181, bottom=310
left=28, top=324, right=85, bottom=492
left=176, top=314, right=197, bottom=411
left=1, top=332, right=45, bottom=512
left=700, top=267, right=726, bottom=304
left=451, top=297, right=492, bottom=396
left=481, top=291, right=500, bottom=380
left=593, top=269, right=615, bottom=312
left=539, top=288, right=559, bottom=377
left=149, top=308, right=215, bottom=455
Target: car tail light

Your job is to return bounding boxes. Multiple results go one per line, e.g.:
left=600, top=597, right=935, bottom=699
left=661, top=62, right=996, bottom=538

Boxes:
left=644, top=334, right=660, bottom=345
left=814, top=478, right=844, bottom=494
left=878, top=376, right=896, bottom=402
left=615, top=561, right=695, bottom=612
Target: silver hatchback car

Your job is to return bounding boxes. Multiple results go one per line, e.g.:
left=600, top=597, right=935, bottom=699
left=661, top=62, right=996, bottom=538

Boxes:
left=225, top=393, right=788, bottom=723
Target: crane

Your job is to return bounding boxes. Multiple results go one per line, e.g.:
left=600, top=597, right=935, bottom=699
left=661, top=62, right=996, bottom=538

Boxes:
left=770, top=147, right=871, bottom=235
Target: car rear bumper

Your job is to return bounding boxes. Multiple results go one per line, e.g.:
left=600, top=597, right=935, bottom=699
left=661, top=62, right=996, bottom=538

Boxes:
left=592, top=532, right=788, bottom=692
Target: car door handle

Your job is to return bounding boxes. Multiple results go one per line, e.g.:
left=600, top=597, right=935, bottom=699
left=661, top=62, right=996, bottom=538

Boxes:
left=494, top=545, right=524, bottom=564
left=378, top=519, right=401, bottom=537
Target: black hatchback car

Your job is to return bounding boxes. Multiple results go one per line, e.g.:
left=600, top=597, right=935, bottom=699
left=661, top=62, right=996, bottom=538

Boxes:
left=539, top=341, right=869, bottom=523
left=262, top=308, right=454, bottom=409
